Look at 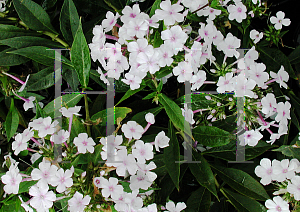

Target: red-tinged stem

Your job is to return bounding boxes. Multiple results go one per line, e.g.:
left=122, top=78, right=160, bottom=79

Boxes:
left=105, top=34, right=119, bottom=41
left=115, top=23, right=121, bottom=28
left=2, top=72, right=25, bottom=85
left=30, top=137, right=43, bottom=147
left=265, top=78, right=277, bottom=85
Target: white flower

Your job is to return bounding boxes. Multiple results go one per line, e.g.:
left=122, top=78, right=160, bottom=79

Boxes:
left=132, top=140, right=154, bottom=163
left=234, top=71, right=256, bottom=98
left=68, top=191, right=91, bottom=212
left=173, top=61, right=193, bottom=83
left=12, top=133, right=28, bottom=155
left=121, top=4, right=141, bottom=23
left=248, top=63, right=269, bottom=88
left=37, top=117, right=59, bottom=138
left=272, top=159, right=296, bottom=182
left=23, top=96, right=35, bottom=111
left=50, top=166, right=74, bottom=193
left=270, top=11, right=291, bottom=30
left=217, top=72, right=235, bottom=93
left=217, top=33, right=241, bottom=58
left=121, top=121, right=144, bottom=140
left=50, top=129, right=70, bottom=144
left=197, top=7, right=221, bottom=20
left=181, top=103, right=195, bottom=125
left=102, top=11, right=120, bottom=32
left=59, top=106, right=81, bottom=117
left=130, top=170, right=152, bottom=191
left=265, top=196, right=290, bottom=212
left=18, top=74, right=30, bottom=92
left=161, top=25, right=188, bottom=55
left=29, top=183, right=56, bottom=212
left=19, top=196, right=34, bottom=212
left=275, top=101, right=291, bottom=126
left=124, top=190, right=144, bottom=211
left=250, top=29, right=263, bottom=44
left=114, top=148, right=138, bottom=176
left=31, top=160, right=58, bottom=187
left=242, top=129, right=263, bottom=146
left=227, top=2, right=247, bottom=23
left=99, top=177, right=124, bottom=199
left=153, top=0, right=184, bottom=26
left=270, top=66, right=289, bottom=89
left=136, top=47, right=161, bottom=74
left=255, top=158, right=276, bottom=185
left=154, top=131, right=170, bottom=152
left=126, top=19, right=149, bottom=38
left=145, top=112, right=155, bottom=124
left=1, top=163, right=22, bottom=194
left=121, top=73, right=142, bottom=90
left=22, top=128, right=34, bottom=141
left=261, top=93, right=277, bottom=118
left=157, top=43, right=174, bottom=67
left=287, top=176, right=300, bottom=200
left=165, top=201, right=186, bottom=212
left=74, top=133, right=96, bottom=154
left=190, top=70, right=206, bottom=91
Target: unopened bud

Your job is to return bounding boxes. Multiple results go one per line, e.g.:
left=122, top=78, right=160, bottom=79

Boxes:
left=207, top=114, right=213, bottom=120
left=205, top=95, right=212, bottom=100
left=217, top=102, right=221, bottom=106
left=211, top=109, right=216, bottom=113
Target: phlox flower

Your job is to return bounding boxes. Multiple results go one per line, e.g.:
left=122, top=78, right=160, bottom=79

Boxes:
left=261, top=93, right=277, bottom=118
left=275, top=101, right=291, bottom=126
left=121, top=73, right=142, bottom=90
left=92, top=25, right=106, bottom=44
left=114, top=148, right=138, bottom=176
left=154, top=131, right=170, bottom=152
left=132, top=140, right=154, bottom=163
left=136, top=161, right=157, bottom=182
left=217, top=33, right=241, bottom=58
left=31, top=160, right=58, bottom=187
left=121, top=121, right=144, bottom=140
left=130, top=170, right=152, bottom=190
left=287, top=176, right=300, bottom=200
left=255, top=158, right=276, bottom=185
left=136, top=47, right=161, bottom=74
left=250, top=29, right=263, bottom=44
left=153, top=0, right=184, bottom=26
left=248, top=63, right=269, bottom=88
left=165, top=201, right=186, bottom=212
left=12, top=133, right=28, bottom=155
left=68, top=191, right=91, bottom=212
left=50, top=129, right=69, bottom=144
left=265, top=196, right=290, bottom=212
left=190, top=70, right=207, bottom=91
left=161, top=25, right=188, bottom=55
left=99, top=177, right=124, bottom=199
left=270, top=66, right=289, bottom=89
left=74, top=133, right=96, bottom=154
left=121, top=4, right=141, bottom=23
left=241, top=129, right=263, bottom=147
left=197, top=7, right=221, bottom=20
left=50, top=166, right=74, bottom=193
left=227, top=2, right=247, bottom=23
left=234, top=71, right=256, bottom=98
left=270, top=11, right=291, bottom=30
left=181, top=103, right=195, bottom=125
left=59, top=106, right=81, bottom=118
left=157, top=43, right=174, bottom=67
left=36, top=117, right=59, bottom=138
left=124, top=190, right=144, bottom=211
left=29, top=183, right=56, bottom=212
left=217, top=72, right=235, bottom=93
left=272, top=159, right=296, bottom=182
left=1, top=163, right=22, bottom=194
left=173, top=61, right=193, bottom=83
left=126, top=19, right=149, bottom=39
left=102, top=11, right=120, bottom=32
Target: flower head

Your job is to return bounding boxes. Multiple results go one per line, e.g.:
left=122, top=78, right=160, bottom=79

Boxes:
left=121, top=121, right=144, bottom=140
left=74, top=133, right=96, bottom=154
left=68, top=191, right=91, bottom=212
left=29, top=183, right=56, bottom=212
left=265, top=196, right=290, bottom=212
left=270, top=11, right=291, bottom=30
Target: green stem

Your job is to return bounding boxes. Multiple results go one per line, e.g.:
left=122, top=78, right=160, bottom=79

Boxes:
left=150, top=74, right=158, bottom=88
left=83, top=89, right=92, bottom=137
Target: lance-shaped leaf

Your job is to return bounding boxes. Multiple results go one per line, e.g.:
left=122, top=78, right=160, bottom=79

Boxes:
left=13, top=0, right=57, bottom=34
left=5, top=99, right=19, bottom=142
left=91, top=107, right=132, bottom=126
left=71, top=20, right=91, bottom=88
left=164, top=121, right=180, bottom=191
left=158, top=93, right=193, bottom=139
left=60, top=0, right=80, bottom=45
left=27, top=67, right=54, bottom=91
left=8, top=46, right=73, bottom=69
left=193, top=126, right=234, bottom=147
left=0, top=25, right=40, bottom=40
left=222, top=188, right=267, bottom=212
left=186, top=187, right=211, bottom=212
left=0, top=47, right=29, bottom=66
left=188, top=152, right=218, bottom=199
left=211, top=164, right=270, bottom=201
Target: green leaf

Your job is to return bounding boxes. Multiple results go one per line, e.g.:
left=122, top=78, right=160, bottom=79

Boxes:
left=273, top=145, right=300, bottom=160
left=8, top=46, right=73, bottom=69
left=60, top=0, right=80, bottom=45
left=43, top=94, right=83, bottom=118
left=0, top=47, right=30, bottom=66
left=0, top=25, right=40, bottom=40
left=70, top=115, right=86, bottom=142
left=188, top=152, right=218, bottom=199
left=186, top=187, right=211, bottom=212
left=62, top=69, right=80, bottom=91
left=70, top=20, right=91, bottom=88
left=18, top=181, right=37, bottom=194
left=153, top=31, right=163, bottom=48
left=193, top=126, right=234, bottom=147
left=90, top=107, right=132, bottom=126
left=155, top=66, right=172, bottom=79
left=88, top=144, right=104, bottom=165
left=211, top=165, right=269, bottom=201
left=158, top=93, right=193, bottom=139
left=222, top=188, right=267, bottom=212
left=157, top=80, right=163, bottom=92
left=203, top=140, right=273, bottom=161
left=288, top=45, right=300, bottom=65
left=0, top=36, right=64, bottom=49
left=164, top=121, right=180, bottom=191
left=27, top=67, right=54, bottom=91
left=5, top=99, right=19, bottom=142
left=257, top=46, right=297, bottom=80
left=142, top=92, right=157, bottom=100
left=13, top=0, right=57, bottom=34
left=149, top=0, right=161, bottom=17
left=115, top=85, right=146, bottom=106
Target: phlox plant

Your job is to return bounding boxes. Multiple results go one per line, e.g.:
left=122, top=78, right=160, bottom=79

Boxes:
left=0, top=0, right=299, bottom=211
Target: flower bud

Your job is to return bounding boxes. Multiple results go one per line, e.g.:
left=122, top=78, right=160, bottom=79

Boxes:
left=207, top=114, right=213, bottom=120
left=229, top=97, right=233, bottom=101
left=211, top=109, right=216, bottom=114
left=205, top=95, right=212, bottom=100
left=211, top=117, right=216, bottom=122
left=81, top=171, right=86, bottom=178
left=145, top=112, right=155, bottom=124
left=217, top=102, right=221, bottom=106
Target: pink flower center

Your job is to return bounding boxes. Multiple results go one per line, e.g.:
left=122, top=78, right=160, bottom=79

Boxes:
left=130, top=13, right=136, bottom=18
left=95, top=179, right=100, bottom=184
left=10, top=178, right=16, bottom=185
left=140, top=149, right=145, bottom=155
left=130, top=128, right=136, bottom=132
left=82, top=140, right=88, bottom=146
left=283, top=111, right=286, bottom=117
left=110, top=19, right=115, bottom=26
left=210, top=9, right=214, bottom=13
left=237, top=7, right=242, bottom=13
left=267, top=169, right=272, bottom=175
left=276, top=205, right=282, bottom=211
left=109, top=186, right=114, bottom=191
left=282, top=168, right=288, bottom=173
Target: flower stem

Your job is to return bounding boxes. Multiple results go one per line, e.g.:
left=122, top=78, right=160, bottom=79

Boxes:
left=38, top=31, right=70, bottom=49
left=2, top=72, right=25, bottom=84
left=31, top=137, right=43, bottom=148
left=150, top=74, right=158, bottom=88
left=105, top=34, right=119, bottom=41
left=83, top=89, right=91, bottom=137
